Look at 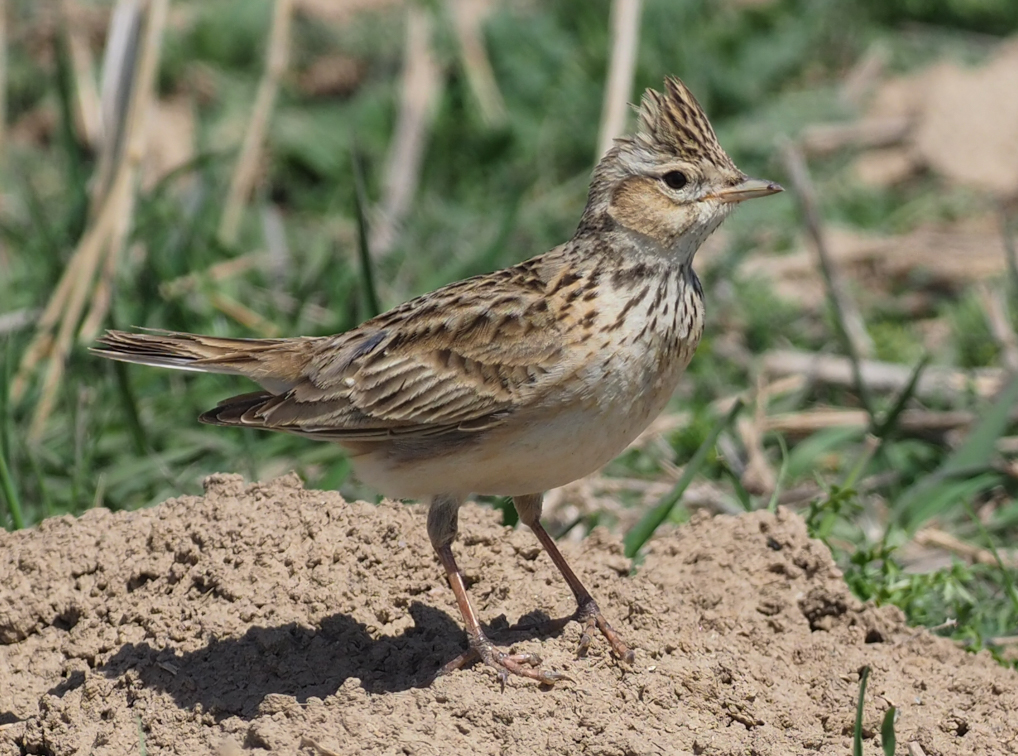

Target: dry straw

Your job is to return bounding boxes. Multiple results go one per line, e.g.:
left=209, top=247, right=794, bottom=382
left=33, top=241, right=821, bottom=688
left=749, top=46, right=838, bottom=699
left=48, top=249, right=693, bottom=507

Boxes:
left=448, top=0, right=505, bottom=128
left=780, top=141, right=874, bottom=361
left=369, top=4, right=442, bottom=259
left=64, top=10, right=103, bottom=149
left=12, top=0, right=169, bottom=441
left=597, top=0, right=642, bottom=159
left=217, top=0, right=294, bottom=246
left=762, top=349, right=1006, bottom=401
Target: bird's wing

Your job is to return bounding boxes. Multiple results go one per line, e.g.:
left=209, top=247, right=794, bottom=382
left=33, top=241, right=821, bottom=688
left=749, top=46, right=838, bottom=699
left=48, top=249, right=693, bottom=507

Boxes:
left=214, top=264, right=575, bottom=440
left=99, top=256, right=588, bottom=442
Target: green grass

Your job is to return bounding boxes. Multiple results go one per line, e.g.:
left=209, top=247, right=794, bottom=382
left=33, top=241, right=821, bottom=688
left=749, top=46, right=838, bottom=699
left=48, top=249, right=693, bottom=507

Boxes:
left=851, top=665, right=898, bottom=756
left=1, top=0, right=1016, bottom=664
left=625, top=399, right=743, bottom=557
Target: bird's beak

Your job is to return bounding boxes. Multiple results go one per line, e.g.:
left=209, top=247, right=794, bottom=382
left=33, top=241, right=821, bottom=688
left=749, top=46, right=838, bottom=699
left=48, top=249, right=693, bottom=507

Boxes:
left=713, top=177, right=783, bottom=204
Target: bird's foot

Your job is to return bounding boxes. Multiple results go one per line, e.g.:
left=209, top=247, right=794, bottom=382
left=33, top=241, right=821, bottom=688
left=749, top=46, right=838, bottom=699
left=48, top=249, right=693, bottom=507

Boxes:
left=436, top=637, right=570, bottom=687
left=506, top=599, right=635, bottom=665
left=574, top=598, right=635, bottom=664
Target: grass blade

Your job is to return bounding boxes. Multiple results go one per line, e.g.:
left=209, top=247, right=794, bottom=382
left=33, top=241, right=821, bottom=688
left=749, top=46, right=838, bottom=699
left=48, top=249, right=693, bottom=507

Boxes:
left=766, top=434, right=789, bottom=514
left=880, top=704, right=897, bottom=756
left=853, top=665, right=870, bottom=756
left=894, top=373, right=1018, bottom=530
left=0, top=341, right=25, bottom=529
left=843, top=353, right=929, bottom=490
left=965, top=502, right=1018, bottom=618
left=902, top=473, right=1000, bottom=532
left=721, top=463, right=753, bottom=512
left=943, top=374, right=1018, bottom=476
left=624, top=399, right=743, bottom=557
left=351, top=147, right=381, bottom=319
left=0, top=438, right=24, bottom=529
left=872, top=353, right=929, bottom=439
left=786, top=426, right=864, bottom=481
left=780, top=140, right=875, bottom=420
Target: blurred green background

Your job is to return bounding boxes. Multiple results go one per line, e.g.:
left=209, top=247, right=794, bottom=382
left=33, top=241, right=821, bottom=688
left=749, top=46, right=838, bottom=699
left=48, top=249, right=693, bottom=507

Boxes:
left=1, top=0, right=1017, bottom=662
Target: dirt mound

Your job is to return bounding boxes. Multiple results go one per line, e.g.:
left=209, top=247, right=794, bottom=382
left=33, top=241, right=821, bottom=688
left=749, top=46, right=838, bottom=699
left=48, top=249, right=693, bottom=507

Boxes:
left=2, top=474, right=1015, bottom=755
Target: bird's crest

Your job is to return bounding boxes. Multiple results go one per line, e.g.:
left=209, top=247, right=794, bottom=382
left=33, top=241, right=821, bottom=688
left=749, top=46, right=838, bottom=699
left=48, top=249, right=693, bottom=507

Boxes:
left=628, top=77, right=737, bottom=171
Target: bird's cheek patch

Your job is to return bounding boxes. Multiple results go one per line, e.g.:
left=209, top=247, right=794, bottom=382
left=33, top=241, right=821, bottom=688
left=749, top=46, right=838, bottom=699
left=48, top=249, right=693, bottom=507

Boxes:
left=608, top=176, right=687, bottom=246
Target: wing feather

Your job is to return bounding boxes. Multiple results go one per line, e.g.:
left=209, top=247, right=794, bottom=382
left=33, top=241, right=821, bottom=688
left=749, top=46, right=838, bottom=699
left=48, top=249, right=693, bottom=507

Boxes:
left=188, top=254, right=582, bottom=442
left=94, top=250, right=593, bottom=442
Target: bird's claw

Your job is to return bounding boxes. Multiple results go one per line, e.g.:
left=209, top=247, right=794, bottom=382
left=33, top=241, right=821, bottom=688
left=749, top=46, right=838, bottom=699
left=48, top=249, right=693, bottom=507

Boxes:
left=479, top=646, right=569, bottom=686
left=575, top=599, right=635, bottom=665
left=438, top=640, right=570, bottom=687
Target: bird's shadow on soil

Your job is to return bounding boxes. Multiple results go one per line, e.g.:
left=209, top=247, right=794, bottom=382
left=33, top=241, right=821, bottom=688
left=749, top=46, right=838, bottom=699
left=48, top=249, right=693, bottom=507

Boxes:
left=93, top=602, right=561, bottom=721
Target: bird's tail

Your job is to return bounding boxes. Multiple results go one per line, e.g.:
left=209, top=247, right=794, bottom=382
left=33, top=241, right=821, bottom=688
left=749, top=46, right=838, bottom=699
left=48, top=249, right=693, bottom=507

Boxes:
left=91, top=330, right=299, bottom=391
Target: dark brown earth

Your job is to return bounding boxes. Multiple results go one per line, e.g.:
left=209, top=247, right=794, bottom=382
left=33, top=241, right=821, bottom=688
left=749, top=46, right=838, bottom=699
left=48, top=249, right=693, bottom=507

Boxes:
left=2, top=473, right=1016, bottom=755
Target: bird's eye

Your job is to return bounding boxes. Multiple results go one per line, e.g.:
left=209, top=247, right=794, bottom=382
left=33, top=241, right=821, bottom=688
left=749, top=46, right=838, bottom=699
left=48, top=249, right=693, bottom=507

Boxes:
left=662, top=171, right=688, bottom=190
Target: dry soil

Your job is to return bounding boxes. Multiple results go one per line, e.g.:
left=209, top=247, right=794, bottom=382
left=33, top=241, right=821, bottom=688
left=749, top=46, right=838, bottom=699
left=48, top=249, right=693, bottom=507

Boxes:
left=2, top=473, right=1016, bottom=755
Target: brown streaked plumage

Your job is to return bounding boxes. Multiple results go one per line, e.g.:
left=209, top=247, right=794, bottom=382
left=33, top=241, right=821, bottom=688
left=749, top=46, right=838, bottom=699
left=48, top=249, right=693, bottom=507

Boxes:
left=93, top=76, right=781, bottom=686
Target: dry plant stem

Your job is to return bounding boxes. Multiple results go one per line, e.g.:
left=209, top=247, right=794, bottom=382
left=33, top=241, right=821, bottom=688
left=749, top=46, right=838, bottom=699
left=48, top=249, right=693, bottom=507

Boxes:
left=14, top=0, right=168, bottom=438
left=91, top=0, right=144, bottom=216
left=762, top=407, right=1014, bottom=440
left=839, top=42, right=888, bottom=107
left=208, top=292, right=280, bottom=337
left=369, top=5, right=441, bottom=259
left=159, top=253, right=270, bottom=299
left=10, top=0, right=141, bottom=400
left=762, top=349, right=1005, bottom=402
left=915, top=527, right=1016, bottom=568
left=779, top=141, right=874, bottom=367
left=742, top=225, right=1013, bottom=292
left=448, top=0, right=505, bottom=127
left=29, top=171, right=128, bottom=438
left=217, top=0, right=293, bottom=246
left=80, top=0, right=168, bottom=340
left=62, top=0, right=102, bottom=148
left=78, top=204, right=133, bottom=341
left=799, top=116, right=910, bottom=156
left=737, top=379, right=776, bottom=495
left=14, top=176, right=126, bottom=403
left=713, top=375, right=804, bottom=419
left=596, top=0, right=642, bottom=159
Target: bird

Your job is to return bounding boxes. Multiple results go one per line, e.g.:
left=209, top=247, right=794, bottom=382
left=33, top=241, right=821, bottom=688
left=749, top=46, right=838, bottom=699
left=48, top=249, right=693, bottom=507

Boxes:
left=93, top=76, right=781, bottom=685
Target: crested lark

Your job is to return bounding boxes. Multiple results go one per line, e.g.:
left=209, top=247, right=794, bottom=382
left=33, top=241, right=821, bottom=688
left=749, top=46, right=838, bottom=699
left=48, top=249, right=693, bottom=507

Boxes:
left=94, top=77, right=781, bottom=685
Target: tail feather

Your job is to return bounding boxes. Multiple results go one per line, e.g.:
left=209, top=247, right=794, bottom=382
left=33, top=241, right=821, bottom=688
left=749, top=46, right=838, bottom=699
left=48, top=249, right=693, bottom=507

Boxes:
left=199, top=391, right=274, bottom=425
left=91, top=330, right=300, bottom=392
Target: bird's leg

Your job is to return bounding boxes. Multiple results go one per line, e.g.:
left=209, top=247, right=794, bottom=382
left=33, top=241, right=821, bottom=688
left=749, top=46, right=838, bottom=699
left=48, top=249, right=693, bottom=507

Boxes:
left=513, top=493, right=635, bottom=664
left=428, top=494, right=566, bottom=685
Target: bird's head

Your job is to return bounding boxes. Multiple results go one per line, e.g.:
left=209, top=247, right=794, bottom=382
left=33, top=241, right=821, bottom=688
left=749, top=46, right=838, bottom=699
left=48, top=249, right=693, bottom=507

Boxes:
left=581, top=77, right=781, bottom=262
